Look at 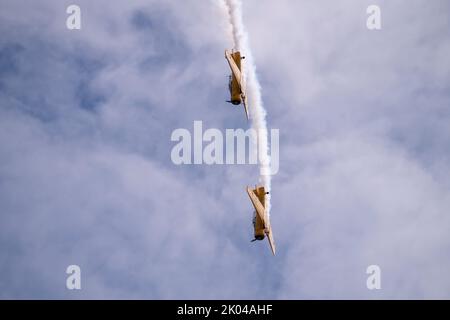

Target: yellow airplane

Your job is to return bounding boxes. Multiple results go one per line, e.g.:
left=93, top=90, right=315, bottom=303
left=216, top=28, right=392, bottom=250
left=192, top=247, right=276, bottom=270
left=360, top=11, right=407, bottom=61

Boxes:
left=246, top=185, right=276, bottom=255
left=225, top=49, right=249, bottom=120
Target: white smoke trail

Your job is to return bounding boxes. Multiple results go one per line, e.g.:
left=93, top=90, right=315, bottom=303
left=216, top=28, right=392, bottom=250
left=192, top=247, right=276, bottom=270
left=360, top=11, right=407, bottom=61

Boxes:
left=220, top=0, right=272, bottom=213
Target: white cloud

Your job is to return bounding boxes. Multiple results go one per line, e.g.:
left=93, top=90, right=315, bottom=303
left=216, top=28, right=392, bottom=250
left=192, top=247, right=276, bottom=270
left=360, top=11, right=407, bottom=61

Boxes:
left=0, top=0, right=449, bottom=298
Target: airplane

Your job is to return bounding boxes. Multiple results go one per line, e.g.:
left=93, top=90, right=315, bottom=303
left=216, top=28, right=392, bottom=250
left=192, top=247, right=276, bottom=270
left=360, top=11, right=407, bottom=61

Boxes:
left=225, top=49, right=249, bottom=120
left=246, top=185, right=276, bottom=255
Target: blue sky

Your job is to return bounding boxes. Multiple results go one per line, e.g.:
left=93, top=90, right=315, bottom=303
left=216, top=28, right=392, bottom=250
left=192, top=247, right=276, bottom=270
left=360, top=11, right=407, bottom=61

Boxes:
left=0, top=0, right=450, bottom=299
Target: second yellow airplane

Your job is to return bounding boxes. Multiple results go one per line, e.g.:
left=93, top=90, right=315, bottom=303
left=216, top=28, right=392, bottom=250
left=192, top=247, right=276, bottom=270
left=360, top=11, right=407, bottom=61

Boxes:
left=247, top=185, right=276, bottom=255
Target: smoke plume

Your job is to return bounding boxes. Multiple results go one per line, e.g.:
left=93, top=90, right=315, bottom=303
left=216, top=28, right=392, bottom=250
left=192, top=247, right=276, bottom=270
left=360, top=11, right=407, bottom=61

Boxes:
left=220, top=0, right=272, bottom=213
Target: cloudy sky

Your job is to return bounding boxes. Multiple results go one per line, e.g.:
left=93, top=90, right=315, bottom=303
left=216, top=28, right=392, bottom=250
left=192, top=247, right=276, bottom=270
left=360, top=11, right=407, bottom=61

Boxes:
left=0, top=0, right=449, bottom=299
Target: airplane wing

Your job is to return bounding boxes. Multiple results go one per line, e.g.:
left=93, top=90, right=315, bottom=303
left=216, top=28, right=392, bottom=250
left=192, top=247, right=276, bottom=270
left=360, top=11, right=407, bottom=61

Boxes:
left=225, top=50, right=242, bottom=88
left=263, top=206, right=275, bottom=255
left=246, top=186, right=266, bottom=223
left=239, top=55, right=249, bottom=120
left=266, top=227, right=276, bottom=255
left=242, top=94, right=249, bottom=120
